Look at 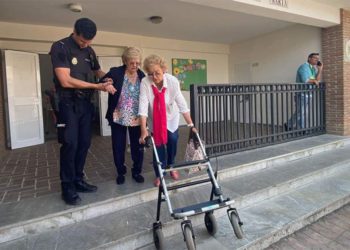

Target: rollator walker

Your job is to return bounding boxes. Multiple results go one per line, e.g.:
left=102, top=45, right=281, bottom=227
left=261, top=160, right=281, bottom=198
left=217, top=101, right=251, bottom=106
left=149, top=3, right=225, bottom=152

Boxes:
left=146, top=130, right=244, bottom=250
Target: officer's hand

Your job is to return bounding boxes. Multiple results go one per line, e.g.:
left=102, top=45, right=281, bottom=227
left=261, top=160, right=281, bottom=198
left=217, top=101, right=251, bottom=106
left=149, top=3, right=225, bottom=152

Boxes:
left=99, top=80, right=116, bottom=94
left=105, top=85, right=117, bottom=95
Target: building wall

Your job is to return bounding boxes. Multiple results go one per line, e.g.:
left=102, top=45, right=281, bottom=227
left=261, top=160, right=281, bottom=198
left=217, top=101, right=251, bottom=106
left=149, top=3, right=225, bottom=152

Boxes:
left=344, top=10, right=350, bottom=136
left=0, top=23, right=229, bottom=83
left=0, top=22, right=229, bottom=151
left=229, top=24, right=322, bottom=83
left=0, top=22, right=229, bottom=84
left=322, top=9, right=350, bottom=135
left=0, top=54, right=6, bottom=155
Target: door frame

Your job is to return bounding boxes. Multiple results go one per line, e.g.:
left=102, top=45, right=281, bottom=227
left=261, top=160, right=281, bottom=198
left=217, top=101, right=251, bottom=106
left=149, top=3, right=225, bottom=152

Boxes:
left=1, top=50, right=11, bottom=148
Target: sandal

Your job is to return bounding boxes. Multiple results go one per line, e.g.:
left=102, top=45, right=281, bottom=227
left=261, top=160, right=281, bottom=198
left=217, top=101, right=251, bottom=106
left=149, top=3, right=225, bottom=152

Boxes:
left=154, top=177, right=161, bottom=187
left=170, top=170, right=179, bottom=180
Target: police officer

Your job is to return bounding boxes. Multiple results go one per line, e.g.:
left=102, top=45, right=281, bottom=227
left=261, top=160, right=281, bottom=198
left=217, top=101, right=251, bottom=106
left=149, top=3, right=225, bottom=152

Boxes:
left=50, top=18, right=115, bottom=205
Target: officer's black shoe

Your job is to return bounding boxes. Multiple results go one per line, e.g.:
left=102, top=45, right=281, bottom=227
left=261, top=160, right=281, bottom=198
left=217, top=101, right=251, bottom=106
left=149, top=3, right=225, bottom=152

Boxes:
left=62, top=191, right=81, bottom=206
left=132, top=174, right=145, bottom=183
left=116, top=175, right=125, bottom=185
left=75, top=180, right=98, bottom=193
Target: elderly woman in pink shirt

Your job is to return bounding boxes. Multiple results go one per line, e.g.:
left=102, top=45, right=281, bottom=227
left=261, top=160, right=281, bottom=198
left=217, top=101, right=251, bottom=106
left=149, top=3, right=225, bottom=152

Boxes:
left=138, top=54, right=196, bottom=187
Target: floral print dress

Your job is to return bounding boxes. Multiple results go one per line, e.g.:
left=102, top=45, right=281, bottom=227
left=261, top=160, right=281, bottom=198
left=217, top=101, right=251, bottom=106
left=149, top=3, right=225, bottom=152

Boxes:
left=113, top=75, right=141, bottom=126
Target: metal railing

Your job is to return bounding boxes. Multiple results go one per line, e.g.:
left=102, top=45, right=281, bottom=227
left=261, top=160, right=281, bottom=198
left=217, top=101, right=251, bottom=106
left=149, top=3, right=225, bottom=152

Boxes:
left=190, top=83, right=326, bottom=157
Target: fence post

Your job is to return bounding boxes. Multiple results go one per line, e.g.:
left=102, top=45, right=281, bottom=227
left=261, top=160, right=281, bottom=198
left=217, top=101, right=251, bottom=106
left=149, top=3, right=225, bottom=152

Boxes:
left=190, top=84, right=199, bottom=127
left=321, top=82, right=326, bottom=131
left=270, top=85, right=275, bottom=142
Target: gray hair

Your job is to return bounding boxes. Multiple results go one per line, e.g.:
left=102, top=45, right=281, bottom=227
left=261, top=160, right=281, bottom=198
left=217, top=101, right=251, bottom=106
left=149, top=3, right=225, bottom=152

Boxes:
left=143, top=54, right=167, bottom=73
left=122, top=47, right=142, bottom=65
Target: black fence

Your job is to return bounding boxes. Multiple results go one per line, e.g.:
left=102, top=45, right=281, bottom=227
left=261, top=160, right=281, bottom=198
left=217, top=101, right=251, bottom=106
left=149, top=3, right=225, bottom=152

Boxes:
left=190, top=83, right=326, bottom=157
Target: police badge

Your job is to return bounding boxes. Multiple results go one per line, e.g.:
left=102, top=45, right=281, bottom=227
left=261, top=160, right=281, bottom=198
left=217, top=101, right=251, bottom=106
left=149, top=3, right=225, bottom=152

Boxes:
left=71, top=57, right=78, bottom=65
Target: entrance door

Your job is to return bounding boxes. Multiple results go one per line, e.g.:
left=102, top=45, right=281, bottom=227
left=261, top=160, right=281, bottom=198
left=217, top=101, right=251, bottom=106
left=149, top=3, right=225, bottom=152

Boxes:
left=98, top=56, right=122, bottom=136
left=3, top=50, right=44, bottom=149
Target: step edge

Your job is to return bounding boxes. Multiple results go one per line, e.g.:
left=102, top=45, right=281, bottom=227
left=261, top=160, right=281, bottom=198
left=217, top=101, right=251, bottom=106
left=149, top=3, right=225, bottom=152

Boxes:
left=241, top=194, right=350, bottom=250
left=0, top=139, right=346, bottom=244
left=82, top=162, right=350, bottom=249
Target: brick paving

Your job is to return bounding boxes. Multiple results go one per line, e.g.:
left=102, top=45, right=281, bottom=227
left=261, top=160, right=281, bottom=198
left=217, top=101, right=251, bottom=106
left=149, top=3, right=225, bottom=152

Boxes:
left=0, top=127, right=190, bottom=204
left=268, top=203, right=350, bottom=250
left=1, top=141, right=60, bottom=203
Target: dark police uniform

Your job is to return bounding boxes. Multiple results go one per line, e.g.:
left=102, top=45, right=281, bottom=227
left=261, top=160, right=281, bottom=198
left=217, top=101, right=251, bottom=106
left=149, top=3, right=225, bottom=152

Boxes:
left=49, top=34, right=100, bottom=194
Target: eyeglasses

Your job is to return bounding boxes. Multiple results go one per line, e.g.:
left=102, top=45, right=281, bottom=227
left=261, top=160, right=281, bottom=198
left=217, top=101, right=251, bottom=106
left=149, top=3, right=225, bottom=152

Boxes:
left=127, top=61, right=141, bottom=66
left=147, top=71, right=163, bottom=77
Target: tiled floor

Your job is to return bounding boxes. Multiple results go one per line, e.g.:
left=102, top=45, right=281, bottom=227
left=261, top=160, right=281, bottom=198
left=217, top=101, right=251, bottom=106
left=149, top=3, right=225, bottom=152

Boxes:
left=0, top=127, right=190, bottom=203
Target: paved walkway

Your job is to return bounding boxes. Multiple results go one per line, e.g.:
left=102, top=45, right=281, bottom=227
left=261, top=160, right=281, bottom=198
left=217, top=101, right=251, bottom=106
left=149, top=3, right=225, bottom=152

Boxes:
left=268, top=203, right=350, bottom=250
left=0, top=127, right=191, bottom=203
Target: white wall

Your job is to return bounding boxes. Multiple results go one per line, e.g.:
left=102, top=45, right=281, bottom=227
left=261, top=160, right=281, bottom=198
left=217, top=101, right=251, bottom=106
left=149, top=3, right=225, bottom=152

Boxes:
left=229, top=24, right=322, bottom=83
left=0, top=22, right=229, bottom=84
left=228, top=24, right=322, bottom=125
left=0, top=21, right=323, bottom=129
left=0, top=22, right=229, bottom=126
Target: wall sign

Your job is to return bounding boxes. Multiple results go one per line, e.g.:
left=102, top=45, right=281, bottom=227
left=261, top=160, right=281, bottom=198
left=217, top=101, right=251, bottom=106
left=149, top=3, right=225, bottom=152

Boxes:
left=172, top=58, right=207, bottom=91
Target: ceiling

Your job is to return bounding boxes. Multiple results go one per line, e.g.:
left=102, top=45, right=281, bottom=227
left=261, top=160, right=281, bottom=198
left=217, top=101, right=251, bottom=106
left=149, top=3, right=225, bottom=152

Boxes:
left=0, top=0, right=349, bottom=44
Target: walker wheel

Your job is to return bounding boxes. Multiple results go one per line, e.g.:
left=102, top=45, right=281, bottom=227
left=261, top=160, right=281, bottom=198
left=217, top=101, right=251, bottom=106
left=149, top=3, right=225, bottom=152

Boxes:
left=183, top=223, right=196, bottom=250
left=204, top=212, right=217, bottom=236
left=153, top=227, right=165, bottom=249
left=229, top=211, right=244, bottom=239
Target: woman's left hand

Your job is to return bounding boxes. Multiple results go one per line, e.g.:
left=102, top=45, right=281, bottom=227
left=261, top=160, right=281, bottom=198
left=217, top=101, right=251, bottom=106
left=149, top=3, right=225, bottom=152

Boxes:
left=191, top=126, right=198, bottom=134
left=105, top=85, right=117, bottom=95
left=139, top=129, right=149, bottom=144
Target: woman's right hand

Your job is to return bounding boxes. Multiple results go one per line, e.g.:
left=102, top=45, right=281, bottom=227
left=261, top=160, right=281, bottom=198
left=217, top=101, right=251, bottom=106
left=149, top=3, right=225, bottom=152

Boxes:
left=139, top=129, right=149, bottom=144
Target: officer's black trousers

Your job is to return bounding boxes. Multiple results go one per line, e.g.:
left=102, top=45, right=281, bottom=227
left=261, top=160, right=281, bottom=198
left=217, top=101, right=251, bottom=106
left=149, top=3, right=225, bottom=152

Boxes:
left=58, top=98, right=93, bottom=187
left=111, top=123, right=144, bottom=176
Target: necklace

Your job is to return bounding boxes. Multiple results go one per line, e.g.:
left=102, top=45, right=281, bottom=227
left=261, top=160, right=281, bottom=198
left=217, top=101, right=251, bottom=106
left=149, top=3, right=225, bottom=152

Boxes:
left=126, top=72, right=137, bottom=83
left=129, top=83, right=135, bottom=92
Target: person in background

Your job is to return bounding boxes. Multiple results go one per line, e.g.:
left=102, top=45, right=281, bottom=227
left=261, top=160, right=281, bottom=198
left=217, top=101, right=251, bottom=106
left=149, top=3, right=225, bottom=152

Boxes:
left=50, top=18, right=113, bottom=205
left=103, top=47, right=145, bottom=185
left=138, top=54, right=196, bottom=187
left=285, top=52, right=323, bottom=131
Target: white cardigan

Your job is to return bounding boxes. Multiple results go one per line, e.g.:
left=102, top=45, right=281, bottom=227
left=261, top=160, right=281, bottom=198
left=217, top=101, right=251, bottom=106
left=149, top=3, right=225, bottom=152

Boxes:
left=138, top=73, right=190, bottom=132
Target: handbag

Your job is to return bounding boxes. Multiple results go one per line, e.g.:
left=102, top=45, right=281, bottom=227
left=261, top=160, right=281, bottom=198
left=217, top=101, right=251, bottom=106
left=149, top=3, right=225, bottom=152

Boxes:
left=184, top=135, right=206, bottom=175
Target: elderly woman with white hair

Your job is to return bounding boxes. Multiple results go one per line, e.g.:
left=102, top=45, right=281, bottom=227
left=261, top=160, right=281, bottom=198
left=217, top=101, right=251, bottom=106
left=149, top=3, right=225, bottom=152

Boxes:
left=102, top=47, right=145, bottom=185
left=138, top=54, right=196, bottom=187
